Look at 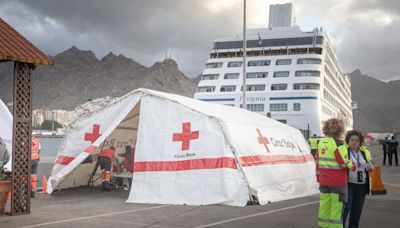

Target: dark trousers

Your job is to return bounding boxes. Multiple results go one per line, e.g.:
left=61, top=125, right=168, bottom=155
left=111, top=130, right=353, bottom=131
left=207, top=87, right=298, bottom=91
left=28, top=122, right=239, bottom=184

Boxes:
left=31, top=160, right=39, bottom=197
left=383, top=150, right=387, bottom=165
left=388, top=151, right=399, bottom=166
left=343, top=183, right=368, bottom=228
left=98, top=156, right=112, bottom=171
left=31, top=160, right=38, bottom=174
left=311, top=149, right=316, bottom=159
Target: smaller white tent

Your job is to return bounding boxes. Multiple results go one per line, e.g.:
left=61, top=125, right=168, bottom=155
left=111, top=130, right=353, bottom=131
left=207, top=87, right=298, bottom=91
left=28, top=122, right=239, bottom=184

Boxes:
left=0, top=99, right=12, bottom=171
left=47, top=88, right=318, bottom=206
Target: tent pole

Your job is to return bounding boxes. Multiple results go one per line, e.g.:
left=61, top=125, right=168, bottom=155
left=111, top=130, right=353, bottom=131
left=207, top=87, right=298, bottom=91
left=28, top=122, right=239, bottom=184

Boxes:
left=87, top=143, right=105, bottom=186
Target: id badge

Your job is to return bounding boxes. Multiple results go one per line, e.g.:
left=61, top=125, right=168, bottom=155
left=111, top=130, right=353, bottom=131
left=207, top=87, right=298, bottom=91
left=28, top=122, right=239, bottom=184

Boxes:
left=357, top=171, right=364, bottom=182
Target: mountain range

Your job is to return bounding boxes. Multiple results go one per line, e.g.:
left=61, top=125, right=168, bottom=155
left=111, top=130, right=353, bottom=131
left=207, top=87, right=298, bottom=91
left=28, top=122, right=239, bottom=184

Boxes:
left=349, top=69, right=400, bottom=133
left=0, top=46, right=196, bottom=110
left=0, top=46, right=399, bottom=133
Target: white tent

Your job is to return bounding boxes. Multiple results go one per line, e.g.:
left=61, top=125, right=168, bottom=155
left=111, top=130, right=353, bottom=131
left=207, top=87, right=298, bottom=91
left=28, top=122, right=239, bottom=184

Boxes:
left=0, top=99, right=12, bottom=171
left=47, top=88, right=318, bottom=206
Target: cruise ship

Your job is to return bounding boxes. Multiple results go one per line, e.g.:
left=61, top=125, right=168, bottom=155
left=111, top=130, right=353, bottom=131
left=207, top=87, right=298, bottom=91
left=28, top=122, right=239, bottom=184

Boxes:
left=194, top=3, right=353, bottom=137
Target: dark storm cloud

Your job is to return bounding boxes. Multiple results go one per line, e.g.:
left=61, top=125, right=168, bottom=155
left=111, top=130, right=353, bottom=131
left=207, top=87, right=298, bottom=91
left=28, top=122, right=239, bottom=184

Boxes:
left=0, top=0, right=243, bottom=77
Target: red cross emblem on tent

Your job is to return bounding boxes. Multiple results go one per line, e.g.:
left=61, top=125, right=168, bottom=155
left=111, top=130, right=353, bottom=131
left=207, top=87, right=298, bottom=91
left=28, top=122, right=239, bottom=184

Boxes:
left=85, top=124, right=102, bottom=143
left=172, top=122, right=199, bottom=151
left=257, top=128, right=270, bottom=153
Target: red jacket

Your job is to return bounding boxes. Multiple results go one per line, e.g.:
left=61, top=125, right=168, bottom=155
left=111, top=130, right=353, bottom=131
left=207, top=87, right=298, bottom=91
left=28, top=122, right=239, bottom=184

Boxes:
left=98, top=148, right=115, bottom=161
left=316, top=137, right=353, bottom=187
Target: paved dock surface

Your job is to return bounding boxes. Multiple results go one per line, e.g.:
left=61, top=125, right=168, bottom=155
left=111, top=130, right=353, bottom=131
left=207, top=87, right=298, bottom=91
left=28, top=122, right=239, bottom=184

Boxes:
left=1, top=145, right=399, bottom=227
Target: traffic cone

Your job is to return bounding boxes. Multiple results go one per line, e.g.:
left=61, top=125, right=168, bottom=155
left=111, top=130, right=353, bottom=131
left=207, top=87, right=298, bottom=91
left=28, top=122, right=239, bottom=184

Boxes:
left=369, top=166, right=387, bottom=195
left=41, top=175, right=47, bottom=193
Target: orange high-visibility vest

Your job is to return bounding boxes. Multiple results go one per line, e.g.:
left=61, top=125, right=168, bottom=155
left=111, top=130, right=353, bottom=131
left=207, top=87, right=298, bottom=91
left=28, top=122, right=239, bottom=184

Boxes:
left=31, top=137, right=40, bottom=160
left=98, top=148, right=115, bottom=161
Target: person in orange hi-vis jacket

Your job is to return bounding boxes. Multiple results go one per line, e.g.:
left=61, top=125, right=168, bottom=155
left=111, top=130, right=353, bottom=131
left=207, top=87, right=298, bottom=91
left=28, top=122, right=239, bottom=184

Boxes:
left=98, top=146, right=116, bottom=191
left=31, top=136, right=41, bottom=198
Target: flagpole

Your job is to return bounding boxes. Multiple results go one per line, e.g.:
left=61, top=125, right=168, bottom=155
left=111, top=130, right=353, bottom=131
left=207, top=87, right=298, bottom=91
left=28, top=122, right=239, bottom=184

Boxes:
left=242, top=0, right=247, bottom=110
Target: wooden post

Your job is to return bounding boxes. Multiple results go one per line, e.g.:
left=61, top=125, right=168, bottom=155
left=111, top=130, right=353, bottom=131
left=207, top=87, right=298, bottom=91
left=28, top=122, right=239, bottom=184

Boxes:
left=11, top=62, right=35, bottom=215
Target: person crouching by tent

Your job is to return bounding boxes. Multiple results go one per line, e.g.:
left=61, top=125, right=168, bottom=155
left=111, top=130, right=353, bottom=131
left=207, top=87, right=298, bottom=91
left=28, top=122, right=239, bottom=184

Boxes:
left=98, top=146, right=116, bottom=191
left=316, top=118, right=356, bottom=228
left=119, top=145, right=135, bottom=173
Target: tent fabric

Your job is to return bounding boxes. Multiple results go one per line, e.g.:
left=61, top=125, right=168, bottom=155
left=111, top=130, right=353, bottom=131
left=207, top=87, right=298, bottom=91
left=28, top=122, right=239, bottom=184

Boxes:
left=0, top=99, right=12, bottom=171
left=47, top=88, right=318, bottom=206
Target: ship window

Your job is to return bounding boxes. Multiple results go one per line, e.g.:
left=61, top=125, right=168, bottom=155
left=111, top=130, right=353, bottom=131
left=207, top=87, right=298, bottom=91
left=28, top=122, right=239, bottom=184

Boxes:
left=228, top=61, right=242, bottom=67
left=273, top=71, right=290, bottom=77
left=295, top=70, right=320, bottom=77
left=293, top=103, right=301, bottom=111
left=201, top=74, right=219, bottom=80
left=241, top=84, right=266, bottom=91
left=220, top=85, right=236, bottom=92
left=239, top=104, right=265, bottom=112
left=247, top=104, right=265, bottom=112
left=224, top=73, right=239, bottom=79
left=247, top=72, right=268, bottom=78
left=276, top=59, right=292, bottom=65
left=197, top=86, right=215, bottom=93
left=322, top=105, right=333, bottom=116
left=205, top=62, right=223, bottom=68
left=293, top=83, right=320, bottom=90
left=248, top=60, right=270, bottom=67
left=297, top=58, right=322, bottom=64
left=271, top=84, right=287, bottom=90
left=309, top=47, right=323, bottom=54
left=270, top=103, right=288, bottom=111
left=213, top=36, right=324, bottom=49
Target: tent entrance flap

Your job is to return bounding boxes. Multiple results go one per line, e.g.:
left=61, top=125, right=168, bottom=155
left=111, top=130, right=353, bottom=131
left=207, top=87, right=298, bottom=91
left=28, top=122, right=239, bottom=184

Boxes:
left=52, top=101, right=141, bottom=191
left=98, top=101, right=140, bottom=152
left=88, top=101, right=141, bottom=186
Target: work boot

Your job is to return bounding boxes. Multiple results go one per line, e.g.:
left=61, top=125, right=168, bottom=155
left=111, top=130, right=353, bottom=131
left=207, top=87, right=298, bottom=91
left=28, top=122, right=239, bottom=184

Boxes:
left=103, top=181, right=111, bottom=191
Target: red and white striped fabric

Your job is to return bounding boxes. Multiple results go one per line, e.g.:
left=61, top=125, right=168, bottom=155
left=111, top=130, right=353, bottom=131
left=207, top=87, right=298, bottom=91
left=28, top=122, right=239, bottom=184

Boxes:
left=47, top=89, right=318, bottom=206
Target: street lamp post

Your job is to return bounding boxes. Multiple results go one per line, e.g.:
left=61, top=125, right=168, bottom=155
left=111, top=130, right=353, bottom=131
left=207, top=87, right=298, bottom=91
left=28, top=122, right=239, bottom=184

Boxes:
left=242, top=0, right=247, bottom=110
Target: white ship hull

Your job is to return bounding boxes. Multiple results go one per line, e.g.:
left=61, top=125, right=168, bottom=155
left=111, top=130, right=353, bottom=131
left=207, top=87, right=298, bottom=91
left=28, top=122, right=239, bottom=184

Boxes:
left=194, top=26, right=353, bottom=137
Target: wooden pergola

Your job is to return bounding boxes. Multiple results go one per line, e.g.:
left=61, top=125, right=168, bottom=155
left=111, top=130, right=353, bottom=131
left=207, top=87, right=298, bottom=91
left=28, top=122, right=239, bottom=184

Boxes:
left=0, top=17, right=53, bottom=215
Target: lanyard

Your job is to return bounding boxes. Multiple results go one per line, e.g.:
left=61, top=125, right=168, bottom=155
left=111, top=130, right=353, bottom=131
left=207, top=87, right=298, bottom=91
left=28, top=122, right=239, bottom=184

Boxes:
left=351, top=150, right=361, bottom=167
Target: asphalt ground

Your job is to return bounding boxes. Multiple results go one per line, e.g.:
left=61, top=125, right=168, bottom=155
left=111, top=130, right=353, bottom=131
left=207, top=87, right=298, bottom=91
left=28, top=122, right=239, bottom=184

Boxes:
left=1, top=145, right=399, bottom=228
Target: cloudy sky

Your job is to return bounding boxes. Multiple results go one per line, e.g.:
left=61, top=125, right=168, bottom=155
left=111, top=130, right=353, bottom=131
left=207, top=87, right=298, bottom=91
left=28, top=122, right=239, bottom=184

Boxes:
left=1, top=0, right=399, bottom=81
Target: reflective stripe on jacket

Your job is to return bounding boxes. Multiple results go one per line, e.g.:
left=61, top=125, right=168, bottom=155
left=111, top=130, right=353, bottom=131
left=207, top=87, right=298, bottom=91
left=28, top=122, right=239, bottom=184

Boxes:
left=31, top=138, right=40, bottom=160
left=316, top=136, right=353, bottom=186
